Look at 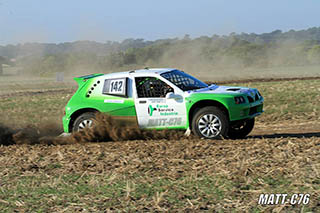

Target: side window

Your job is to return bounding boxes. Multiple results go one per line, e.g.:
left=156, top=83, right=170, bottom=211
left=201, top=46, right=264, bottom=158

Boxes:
left=135, top=77, right=173, bottom=98
left=103, top=78, right=128, bottom=97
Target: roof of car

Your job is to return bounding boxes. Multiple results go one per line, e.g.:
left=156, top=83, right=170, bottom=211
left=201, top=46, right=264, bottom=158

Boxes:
left=103, top=68, right=176, bottom=78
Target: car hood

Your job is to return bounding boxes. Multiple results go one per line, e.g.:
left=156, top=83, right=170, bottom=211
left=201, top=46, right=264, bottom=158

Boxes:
left=187, top=85, right=258, bottom=97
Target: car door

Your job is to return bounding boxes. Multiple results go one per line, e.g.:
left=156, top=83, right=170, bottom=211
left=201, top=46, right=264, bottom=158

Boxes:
left=134, top=76, right=187, bottom=129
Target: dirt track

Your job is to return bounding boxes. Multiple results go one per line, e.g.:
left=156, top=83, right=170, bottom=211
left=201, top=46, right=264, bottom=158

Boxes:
left=1, top=112, right=319, bottom=146
left=1, top=123, right=319, bottom=177
left=0, top=117, right=319, bottom=212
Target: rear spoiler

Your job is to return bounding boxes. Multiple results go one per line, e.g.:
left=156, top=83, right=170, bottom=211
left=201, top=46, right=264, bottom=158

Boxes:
left=74, top=73, right=104, bottom=88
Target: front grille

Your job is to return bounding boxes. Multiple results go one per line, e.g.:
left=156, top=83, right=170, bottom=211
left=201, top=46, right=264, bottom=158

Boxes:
left=249, top=106, right=257, bottom=115
left=249, top=104, right=263, bottom=115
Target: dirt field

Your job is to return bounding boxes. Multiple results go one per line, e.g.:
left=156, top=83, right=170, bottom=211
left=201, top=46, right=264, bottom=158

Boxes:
left=0, top=76, right=319, bottom=212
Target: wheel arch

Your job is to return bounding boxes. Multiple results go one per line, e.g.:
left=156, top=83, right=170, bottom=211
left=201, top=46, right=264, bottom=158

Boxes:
left=188, top=100, right=229, bottom=129
left=68, top=108, right=99, bottom=132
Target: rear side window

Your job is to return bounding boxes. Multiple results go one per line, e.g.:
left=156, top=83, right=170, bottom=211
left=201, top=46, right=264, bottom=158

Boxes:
left=103, top=78, right=128, bottom=97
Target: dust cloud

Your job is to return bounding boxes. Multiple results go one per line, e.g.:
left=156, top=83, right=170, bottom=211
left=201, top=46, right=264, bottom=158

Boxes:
left=0, top=113, right=193, bottom=146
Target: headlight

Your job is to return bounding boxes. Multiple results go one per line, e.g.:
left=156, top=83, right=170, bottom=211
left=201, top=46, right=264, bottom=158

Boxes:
left=234, top=96, right=246, bottom=104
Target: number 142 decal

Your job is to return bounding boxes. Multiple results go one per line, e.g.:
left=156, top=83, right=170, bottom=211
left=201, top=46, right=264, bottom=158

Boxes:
left=110, top=80, right=123, bottom=92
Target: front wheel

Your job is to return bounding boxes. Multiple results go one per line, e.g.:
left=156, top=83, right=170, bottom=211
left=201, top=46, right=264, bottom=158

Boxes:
left=192, top=106, right=229, bottom=139
left=72, top=112, right=96, bottom=132
left=227, top=118, right=255, bottom=139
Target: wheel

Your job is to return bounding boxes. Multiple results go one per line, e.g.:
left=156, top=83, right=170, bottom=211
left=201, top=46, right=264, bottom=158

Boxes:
left=192, top=106, right=229, bottom=139
left=228, top=118, right=255, bottom=139
left=72, top=112, right=96, bottom=132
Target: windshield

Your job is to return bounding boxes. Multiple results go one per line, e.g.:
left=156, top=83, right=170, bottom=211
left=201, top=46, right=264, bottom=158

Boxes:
left=161, top=70, right=208, bottom=91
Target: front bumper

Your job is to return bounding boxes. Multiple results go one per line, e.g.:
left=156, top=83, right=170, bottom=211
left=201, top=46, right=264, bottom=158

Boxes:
left=229, top=99, right=264, bottom=121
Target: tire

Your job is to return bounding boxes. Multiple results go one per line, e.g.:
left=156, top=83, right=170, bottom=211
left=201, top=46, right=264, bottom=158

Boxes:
left=191, top=106, right=229, bottom=139
left=228, top=118, right=255, bottom=139
left=72, top=112, right=96, bottom=132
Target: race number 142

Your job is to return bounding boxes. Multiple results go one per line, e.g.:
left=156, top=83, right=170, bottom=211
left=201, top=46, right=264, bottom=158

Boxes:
left=110, top=80, right=123, bottom=93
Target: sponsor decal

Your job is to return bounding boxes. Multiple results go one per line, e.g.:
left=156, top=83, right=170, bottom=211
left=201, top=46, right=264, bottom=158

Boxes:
left=104, top=99, right=124, bottom=104
left=149, top=99, right=166, bottom=104
left=148, top=105, right=157, bottom=116
left=148, top=104, right=178, bottom=116
left=147, top=117, right=182, bottom=126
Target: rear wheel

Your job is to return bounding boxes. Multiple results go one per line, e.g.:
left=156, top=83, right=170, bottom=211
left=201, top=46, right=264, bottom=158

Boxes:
left=72, top=112, right=96, bottom=132
left=192, top=106, right=229, bottom=139
left=228, top=118, right=255, bottom=139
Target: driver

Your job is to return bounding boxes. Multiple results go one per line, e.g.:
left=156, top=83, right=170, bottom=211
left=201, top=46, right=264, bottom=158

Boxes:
left=149, top=79, right=173, bottom=97
left=161, top=84, right=173, bottom=97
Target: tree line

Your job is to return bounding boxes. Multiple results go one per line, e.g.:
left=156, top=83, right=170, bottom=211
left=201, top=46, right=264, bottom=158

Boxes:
left=1, top=27, right=320, bottom=76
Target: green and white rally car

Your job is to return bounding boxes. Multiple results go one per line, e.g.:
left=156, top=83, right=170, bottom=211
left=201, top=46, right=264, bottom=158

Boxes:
left=63, top=68, right=264, bottom=139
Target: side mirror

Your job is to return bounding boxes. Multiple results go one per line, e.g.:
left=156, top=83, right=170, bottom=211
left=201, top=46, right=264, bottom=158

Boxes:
left=165, top=92, right=182, bottom=100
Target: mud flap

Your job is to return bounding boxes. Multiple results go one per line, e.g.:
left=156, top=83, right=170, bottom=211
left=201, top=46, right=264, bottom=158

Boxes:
left=184, top=127, right=191, bottom=136
left=58, top=132, right=71, bottom=137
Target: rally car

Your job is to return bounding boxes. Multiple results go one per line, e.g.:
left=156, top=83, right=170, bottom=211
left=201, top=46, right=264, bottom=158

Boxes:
left=62, top=68, right=264, bottom=139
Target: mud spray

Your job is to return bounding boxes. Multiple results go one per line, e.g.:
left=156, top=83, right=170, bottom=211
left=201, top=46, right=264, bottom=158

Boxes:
left=0, top=113, right=194, bottom=146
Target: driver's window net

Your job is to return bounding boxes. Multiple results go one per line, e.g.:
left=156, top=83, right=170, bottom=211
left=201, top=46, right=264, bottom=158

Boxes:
left=135, top=77, right=172, bottom=98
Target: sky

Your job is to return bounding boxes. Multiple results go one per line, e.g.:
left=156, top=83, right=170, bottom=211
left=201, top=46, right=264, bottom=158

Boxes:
left=0, top=0, right=319, bottom=45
